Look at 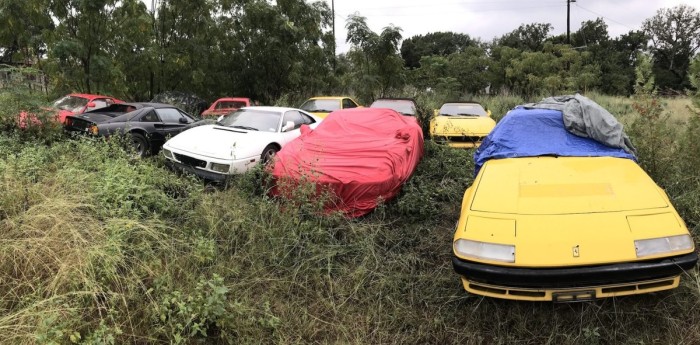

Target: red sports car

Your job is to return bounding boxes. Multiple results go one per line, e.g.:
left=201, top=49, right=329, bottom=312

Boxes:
left=201, top=97, right=251, bottom=117
left=271, top=107, right=424, bottom=217
left=19, top=93, right=123, bottom=128
left=52, top=93, right=123, bottom=123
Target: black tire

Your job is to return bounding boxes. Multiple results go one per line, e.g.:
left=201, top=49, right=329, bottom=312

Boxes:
left=260, top=144, right=279, bottom=164
left=130, top=132, right=150, bottom=157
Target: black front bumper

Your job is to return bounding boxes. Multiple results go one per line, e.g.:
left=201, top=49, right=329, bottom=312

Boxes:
left=165, top=160, right=228, bottom=182
left=452, top=252, right=698, bottom=288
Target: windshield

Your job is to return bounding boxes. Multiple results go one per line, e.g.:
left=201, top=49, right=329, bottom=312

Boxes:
left=370, top=100, right=416, bottom=116
left=52, top=95, right=89, bottom=112
left=217, top=109, right=281, bottom=132
left=216, top=101, right=248, bottom=109
left=439, top=103, right=487, bottom=116
left=300, top=99, right=340, bottom=113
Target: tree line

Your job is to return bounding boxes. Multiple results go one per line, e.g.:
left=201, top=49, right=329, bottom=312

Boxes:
left=0, top=1, right=698, bottom=104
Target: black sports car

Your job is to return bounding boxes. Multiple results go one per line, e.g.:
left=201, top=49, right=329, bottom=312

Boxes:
left=65, top=103, right=199, bottom=157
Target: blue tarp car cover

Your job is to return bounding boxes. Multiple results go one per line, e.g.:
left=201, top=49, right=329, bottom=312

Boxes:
left=474, top=107, right=637, bottom=176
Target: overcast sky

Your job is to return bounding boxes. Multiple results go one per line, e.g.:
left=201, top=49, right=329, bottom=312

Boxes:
left=326, top=0, right=694, bottom=52
left=142, top=0, right=695, bottom=52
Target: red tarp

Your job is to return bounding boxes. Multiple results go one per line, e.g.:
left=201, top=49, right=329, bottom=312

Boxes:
left=271, top=108, right=424, bottom=217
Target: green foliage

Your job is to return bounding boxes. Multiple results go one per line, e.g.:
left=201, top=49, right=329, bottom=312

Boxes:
left=629, top=53, right=677, bottom=184
left=643, top=4, right=700, bottom=92
left=391, top=141, right=473, bottom=222
left=344, top=14, right=405, bottom=103
left=400, top=31, right=478, bottom=69
left=151, top=274, right=278, bottom=344
left=0, top=92, right=700, bottom=345
left=0, top=84, right=62, bottom=142
left=496, top=22, right=553, bottom=51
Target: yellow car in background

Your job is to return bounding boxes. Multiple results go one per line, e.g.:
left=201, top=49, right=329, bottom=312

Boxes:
left=300, top=96, right=361, bottom=119
left=453, top=107, right=697, bottom=302
left=430, top=102, right=496, bottom=148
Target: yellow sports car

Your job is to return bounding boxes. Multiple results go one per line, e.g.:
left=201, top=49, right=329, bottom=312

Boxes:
left=299, top=96, right=361, bottom=119
left=430, top=102, right=496, bottom=148
left=452, top=107, right=697, bottom=302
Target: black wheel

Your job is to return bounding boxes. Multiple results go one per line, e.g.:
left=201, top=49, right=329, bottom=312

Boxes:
left=130, top=132, right=150, bottom=157
left=260, top=144, right=279, bottom=164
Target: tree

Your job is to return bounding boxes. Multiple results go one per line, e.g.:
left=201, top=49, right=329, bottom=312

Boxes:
left=43, top=0, right=149, bottom=96
left=0, top=0, right=53, bottom=65
left=643, top=4, right=700, bottom=92
left=345, top=14, right=404, bottom=103
left=497, top=23, right=553, bottom=52
left=400, top=32, right=477, bottom=68
left=213, top=0, right=334, bottom=103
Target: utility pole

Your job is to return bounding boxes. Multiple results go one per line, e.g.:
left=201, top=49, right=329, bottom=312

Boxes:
left=331, top=0, right=336, bottom=69
left=567, top=0, right=576, bottom=45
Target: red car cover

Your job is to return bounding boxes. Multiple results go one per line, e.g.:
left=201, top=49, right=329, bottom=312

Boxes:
left=271, top=108, right=424, bottom=217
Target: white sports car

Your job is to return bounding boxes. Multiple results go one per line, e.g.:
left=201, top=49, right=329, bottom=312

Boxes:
left=162, top=106, right=322, bottom=180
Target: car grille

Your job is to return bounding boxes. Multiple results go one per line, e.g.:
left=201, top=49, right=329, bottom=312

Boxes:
left=174, top=153, right=207, bottom=168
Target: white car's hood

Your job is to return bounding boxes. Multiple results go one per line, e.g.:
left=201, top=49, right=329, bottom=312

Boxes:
left=165, top=125, right=277, bottom=159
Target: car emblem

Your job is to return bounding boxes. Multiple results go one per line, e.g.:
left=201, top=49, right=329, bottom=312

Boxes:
left=572, top=245, right=580, bottom=257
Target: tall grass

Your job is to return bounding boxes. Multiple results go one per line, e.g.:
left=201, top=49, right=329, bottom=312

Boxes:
left=0, top=90, right=699, bottom=344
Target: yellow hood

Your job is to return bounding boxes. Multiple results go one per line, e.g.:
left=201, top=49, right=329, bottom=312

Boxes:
left=430, top=115, right=496, bottom=136
left=471, top=157, right=667, bottom=215
left=455, top=156, right=692, bottom=267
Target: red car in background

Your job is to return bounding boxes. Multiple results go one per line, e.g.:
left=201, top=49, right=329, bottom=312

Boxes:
left=19, top=93, right=123, bottom=128
left=201, top=97, right=251, bottom=117
left=52, top=93, right=124, bottom=123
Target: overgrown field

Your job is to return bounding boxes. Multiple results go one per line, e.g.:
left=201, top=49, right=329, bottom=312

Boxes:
left=1, top=92, right=699, bottom=344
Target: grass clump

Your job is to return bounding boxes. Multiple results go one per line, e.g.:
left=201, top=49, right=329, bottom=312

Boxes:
left=0, top=90, right=699, bottom=344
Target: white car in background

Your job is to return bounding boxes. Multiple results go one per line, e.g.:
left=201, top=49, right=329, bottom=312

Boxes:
left=162, top=106, right=321, bottom=180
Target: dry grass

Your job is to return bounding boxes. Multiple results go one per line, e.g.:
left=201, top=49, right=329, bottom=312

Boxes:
left=0, top=93, right=699, bottom=344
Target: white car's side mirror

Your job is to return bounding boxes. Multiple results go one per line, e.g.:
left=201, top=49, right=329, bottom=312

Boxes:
left=217, top=115, right=225, bottom=122
left=282, top=121, right=295, bottom=132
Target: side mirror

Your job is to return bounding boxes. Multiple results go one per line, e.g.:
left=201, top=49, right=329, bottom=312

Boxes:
left=282, top=121, right=295, bottom=132
left=86, top=102, right=96, bottom=108
left=179, top=117, right=189, bottom=124
left=486, top=110, right=492, bottom=117
left=217, top=115, right=225, bottom=122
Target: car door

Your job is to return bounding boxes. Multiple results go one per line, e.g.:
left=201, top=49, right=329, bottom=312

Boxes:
left=154, top=108, right=195, bottom=137
left=278, top=110, right=307, bottom=145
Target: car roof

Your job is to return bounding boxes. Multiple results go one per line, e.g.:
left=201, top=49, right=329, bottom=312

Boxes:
left=473, top=107, right=636, bottom=175
left=67, top=93, right=117, bottom=99
left=121, top=102, right=178, bottom=109
left=240, top=106, right=300, bottom=113
left=372, top=98, right=417, bottom=103
left=308, top=96, right=350, bottom=100
left=442, top=101, right=483, bottom=106
left=213, top=97, right=250, bottom=102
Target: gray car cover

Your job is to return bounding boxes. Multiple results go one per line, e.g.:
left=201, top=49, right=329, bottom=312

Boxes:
left=523, top=94, right=636, bottom=156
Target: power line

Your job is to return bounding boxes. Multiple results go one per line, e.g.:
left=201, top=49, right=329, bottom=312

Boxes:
left=574, top=3, right=634, bottom=30
left=356, top=4, right=566, bottom=17
left=356, top=0, right=562, bottom=11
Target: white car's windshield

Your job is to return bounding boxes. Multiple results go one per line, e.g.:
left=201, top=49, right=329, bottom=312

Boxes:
left=370, top=100, right=416, bottom=116
left=218, top=109, right=281, bottom=132
left=439, top=103, right=488, bottom=116
left=300, top=99, right=340, bottom=113
left=53, top=95, right=89, bottom=112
